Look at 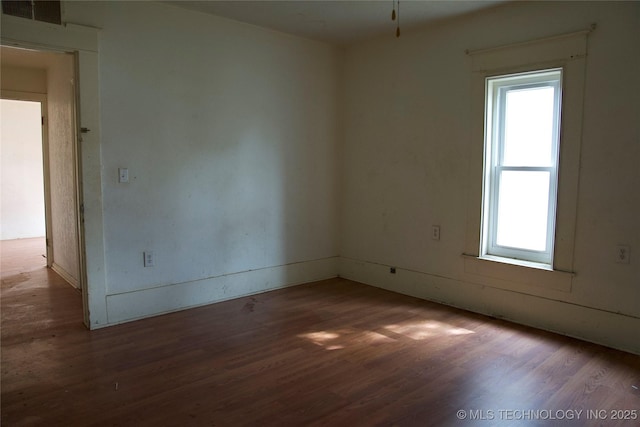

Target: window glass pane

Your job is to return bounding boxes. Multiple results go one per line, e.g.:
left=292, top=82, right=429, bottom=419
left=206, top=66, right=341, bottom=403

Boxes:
left=503, top=86, right=555, bottom=167
left=495, top=170, right=550, bottom=251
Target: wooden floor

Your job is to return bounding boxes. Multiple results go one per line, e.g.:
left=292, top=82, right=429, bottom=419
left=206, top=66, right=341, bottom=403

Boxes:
left=2, top=239, right=639, bottom=426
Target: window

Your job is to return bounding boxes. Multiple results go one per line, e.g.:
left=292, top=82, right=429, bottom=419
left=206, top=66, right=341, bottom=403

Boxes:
left=482, top=69, right=562, bottom=266
left=463, top=28, right=591, bottom=293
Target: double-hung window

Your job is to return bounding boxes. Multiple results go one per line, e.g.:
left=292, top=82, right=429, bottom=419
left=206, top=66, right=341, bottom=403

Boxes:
left=482, top=69, right=562, bottom=266
left=465, top=29, right=588, bottom=292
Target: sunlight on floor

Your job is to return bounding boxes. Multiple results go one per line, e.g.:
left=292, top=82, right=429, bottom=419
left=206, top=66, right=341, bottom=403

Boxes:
left=299, top=331, right=345, bottom=350
left=298, top=320, right=474, bottom=350
left=385, top=320, right=475, bottom=340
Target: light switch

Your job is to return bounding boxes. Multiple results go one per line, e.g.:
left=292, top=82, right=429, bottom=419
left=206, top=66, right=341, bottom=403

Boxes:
left=144, top=251, right=154, bottom=267
left=432, top=225, right=441, bottom=241
left=118, top=168, right=129, bottom=183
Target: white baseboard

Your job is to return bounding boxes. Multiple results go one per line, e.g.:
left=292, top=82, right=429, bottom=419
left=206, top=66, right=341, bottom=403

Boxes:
left=101, top=255, right=640, bottom=355
left=51, top=262, right=79, bottom=289
left=105, top=257, right=338, bottom=325
left=339, top=257, right=640, bottom=355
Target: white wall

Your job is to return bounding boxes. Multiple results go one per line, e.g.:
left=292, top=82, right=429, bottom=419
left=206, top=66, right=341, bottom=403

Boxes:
left=340, top=1, right=640, bottom=353
left=0, top=98, right=46, bottom=240
left=1, top=65, right=47, bottom=241
left=64, top=1, right=341, bottom=323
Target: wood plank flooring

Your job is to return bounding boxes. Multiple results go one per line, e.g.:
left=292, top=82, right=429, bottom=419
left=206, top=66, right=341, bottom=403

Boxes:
left=2, top=238, right=640, bottom=426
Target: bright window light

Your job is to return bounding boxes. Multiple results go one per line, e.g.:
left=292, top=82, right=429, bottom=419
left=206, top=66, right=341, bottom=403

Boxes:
left=496, top=170, right=550, bottom=251
left=503, top=87, right=555, bottom=167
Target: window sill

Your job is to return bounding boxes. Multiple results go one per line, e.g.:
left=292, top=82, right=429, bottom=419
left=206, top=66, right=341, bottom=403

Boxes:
left=479, top=254, right=553, bottom=271
left=462, top=254, right=574, bottom=293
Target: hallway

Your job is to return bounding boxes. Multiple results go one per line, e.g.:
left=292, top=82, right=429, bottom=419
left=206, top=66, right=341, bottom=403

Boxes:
left=1, top=237, right=82, bottom=328
left=1, top=237, right=84, bottom=426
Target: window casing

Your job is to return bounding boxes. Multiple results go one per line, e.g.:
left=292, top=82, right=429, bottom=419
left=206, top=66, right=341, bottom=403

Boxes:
left=482, top=69, right=562, bottom=266
left=463, top=28, right=590, bottom=294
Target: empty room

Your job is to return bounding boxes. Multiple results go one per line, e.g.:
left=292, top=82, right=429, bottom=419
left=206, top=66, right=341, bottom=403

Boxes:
left=1, top=1, right=638, bottom=425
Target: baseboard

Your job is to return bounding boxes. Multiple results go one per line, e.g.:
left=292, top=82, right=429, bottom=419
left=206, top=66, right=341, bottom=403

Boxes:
left=338, top=257, right=640, bottom=355
left=51, top=262, right=79, bottom=289
left=106, top=256, right=338, bottom=325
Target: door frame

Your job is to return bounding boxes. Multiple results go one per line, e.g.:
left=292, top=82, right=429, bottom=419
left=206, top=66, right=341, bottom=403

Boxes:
left=2, top=53, right=85, bottom=316
left=1, top=14, right=107, bottom=328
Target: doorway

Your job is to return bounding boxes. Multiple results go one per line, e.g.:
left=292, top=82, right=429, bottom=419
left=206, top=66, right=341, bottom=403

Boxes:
left=0, top=97, right=47, bottom=254
left=1, top=46, right=83, bottom=303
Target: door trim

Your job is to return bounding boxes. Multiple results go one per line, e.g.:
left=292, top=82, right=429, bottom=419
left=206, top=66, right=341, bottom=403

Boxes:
left=2, top=13, right=108, bottom=328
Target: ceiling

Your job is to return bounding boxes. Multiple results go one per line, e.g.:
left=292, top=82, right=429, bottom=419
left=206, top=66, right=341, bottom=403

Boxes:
left=166, top=1, right=507, bottom=45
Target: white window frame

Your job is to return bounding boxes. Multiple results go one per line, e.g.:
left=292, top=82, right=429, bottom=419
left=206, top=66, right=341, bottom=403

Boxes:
left=482, top=69, right=562, bottom=266
left=463, top=28, right=592, bottom=294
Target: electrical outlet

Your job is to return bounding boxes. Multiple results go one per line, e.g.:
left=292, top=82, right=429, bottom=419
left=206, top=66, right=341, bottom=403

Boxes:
left=432, top=225, right=440, bottom=241
left=615, top=245, right=630, bottom=264
left=144, top=251, right=155, bottom=267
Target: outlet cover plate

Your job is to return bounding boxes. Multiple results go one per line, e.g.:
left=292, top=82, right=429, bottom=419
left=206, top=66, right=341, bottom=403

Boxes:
left=616, top=245, right=630, bottom=264
left=144, top=251, right=155, bottom=267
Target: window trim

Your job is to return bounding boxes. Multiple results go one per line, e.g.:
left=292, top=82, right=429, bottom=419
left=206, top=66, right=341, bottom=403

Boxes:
left=464, top=28, right=592, bottom=294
